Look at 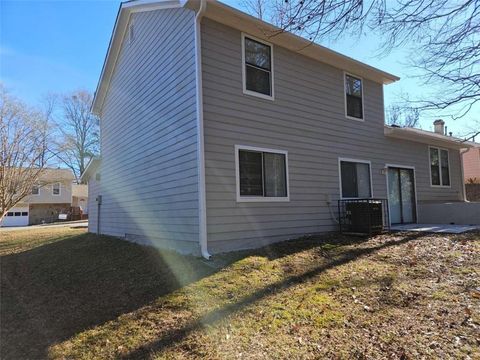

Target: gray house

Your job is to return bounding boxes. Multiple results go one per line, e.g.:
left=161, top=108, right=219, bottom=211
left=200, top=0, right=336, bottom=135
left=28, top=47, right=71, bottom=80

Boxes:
left=82, top=0, right=478, bottom=258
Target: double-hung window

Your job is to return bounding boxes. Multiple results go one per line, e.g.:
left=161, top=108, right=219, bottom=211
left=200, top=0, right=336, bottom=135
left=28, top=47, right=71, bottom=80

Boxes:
left=429, top=147, right=450, bottom=186
left=236, top=146, right=288, bottom=201
left=242, top=35, right=273, bottom=99
left=52, top=182, right=60, bottom=195
left=339, top=159, right=372, bottom=198
left=32, top=183, right=39, bottom=195
left=345, top=74, right=363, bottom=120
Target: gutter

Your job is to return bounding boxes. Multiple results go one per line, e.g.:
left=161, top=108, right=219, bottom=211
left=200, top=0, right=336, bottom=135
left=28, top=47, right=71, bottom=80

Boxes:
left=195, top=0, right=211, bottom=260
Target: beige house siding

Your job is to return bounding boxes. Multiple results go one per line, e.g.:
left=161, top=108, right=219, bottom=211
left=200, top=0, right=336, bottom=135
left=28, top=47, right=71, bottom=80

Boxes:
left=201, top=18, right=463, bottom=253
left=96, top=7, right=200, bottom=253
left=24, top=180, right=72, bottom=205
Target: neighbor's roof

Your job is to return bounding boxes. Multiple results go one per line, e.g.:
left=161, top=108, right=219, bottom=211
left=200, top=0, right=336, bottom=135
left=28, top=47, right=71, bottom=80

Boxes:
left=80, top=158, right=101, bottom=183
left=384, top=125, right=477, bottom=150
left=37, top=168, right=75, bottom=182
left=92, top=0, right=400, bottom=115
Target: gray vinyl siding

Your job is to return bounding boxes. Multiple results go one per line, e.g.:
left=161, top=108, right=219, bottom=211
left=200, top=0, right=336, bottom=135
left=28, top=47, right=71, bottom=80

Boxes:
left=201, top=19, right=463, bottom=253
left=98, top=8, right=199, bottom=253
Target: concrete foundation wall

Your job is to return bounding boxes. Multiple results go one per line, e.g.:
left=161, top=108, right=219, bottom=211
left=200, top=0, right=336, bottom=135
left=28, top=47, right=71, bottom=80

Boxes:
left=29, top=203, right=71, bottom=225
left=418, top=202, right=480, bottom=225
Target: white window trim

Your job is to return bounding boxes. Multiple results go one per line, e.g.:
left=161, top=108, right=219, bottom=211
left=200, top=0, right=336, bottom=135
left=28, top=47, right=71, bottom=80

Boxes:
left=31, top=183, right=40, bottom=196
left=338, top=157, right=373, bottom=199
left=384, top=164, right=418, bottom=227
left=241, top=33, right=275, bottom=101
left=52, top=182, right=61, bottom=196
left=344, top=71, right=365, bottom=122
left=428, top=146, right=451, bottom=188
left=235, top=145, right=289, bottom=202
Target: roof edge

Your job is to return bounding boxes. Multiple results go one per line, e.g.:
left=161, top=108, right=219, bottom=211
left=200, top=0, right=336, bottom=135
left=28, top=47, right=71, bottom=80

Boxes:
left=80, top=158, right=102, bottom=183
left=92, top=0, right=187, bottom=115
left=92, top=0, right=400, bottom=115
left=384, top=125, right=475, bottom=150
left=203, top=1, right=399, bottom=85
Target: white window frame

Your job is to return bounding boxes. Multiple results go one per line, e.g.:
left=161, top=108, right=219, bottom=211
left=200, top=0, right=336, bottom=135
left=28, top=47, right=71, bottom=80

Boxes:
left=338, top=157, right=373, bottom=199
left=235, top=145, right=289, bottom=202
left=428, top=146, right=451, bottom=188
left=31, top=183, right=40, bottom=196
left=52, top=182, right=61, bottom=196
left=241, top=33, right=275, bottom=101
left=344, top=72, right=365, bottom=122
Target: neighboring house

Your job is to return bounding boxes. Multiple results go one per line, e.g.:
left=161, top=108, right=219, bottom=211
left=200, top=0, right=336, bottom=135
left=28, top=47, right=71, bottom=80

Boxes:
left=463, top=147, right=480, bottom=183
left=72, top=184, right=89, bottom=214
left=462, top=146, right=480, bottom=202
left=81, top=158, right=101, bottom=230
left=81, top=0, right=478, bottom=257
left=1, top=169, right=75, bottom=227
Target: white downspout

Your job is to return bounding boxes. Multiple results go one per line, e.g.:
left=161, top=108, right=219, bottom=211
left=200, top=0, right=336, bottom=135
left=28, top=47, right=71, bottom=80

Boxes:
left=460, top=149, right=468, bottom=202
left=195, top=0, right=211, bottom=259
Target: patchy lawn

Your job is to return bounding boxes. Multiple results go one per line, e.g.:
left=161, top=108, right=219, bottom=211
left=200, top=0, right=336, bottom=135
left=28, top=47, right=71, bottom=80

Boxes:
left=1, top=228, right=479, bottom=359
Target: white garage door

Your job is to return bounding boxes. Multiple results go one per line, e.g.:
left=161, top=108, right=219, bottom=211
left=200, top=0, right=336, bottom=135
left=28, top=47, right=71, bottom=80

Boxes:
left=1, top=207, right=29, bottom=227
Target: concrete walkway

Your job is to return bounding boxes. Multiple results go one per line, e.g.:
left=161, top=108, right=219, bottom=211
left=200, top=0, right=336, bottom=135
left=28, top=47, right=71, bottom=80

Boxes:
left=0, top=220, right=88, bottom=232
left=391, top=223, right=480, bottom=234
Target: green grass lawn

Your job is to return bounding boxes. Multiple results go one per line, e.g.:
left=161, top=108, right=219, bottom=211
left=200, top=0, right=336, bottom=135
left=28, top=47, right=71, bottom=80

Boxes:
left=1, top=227, right=479, bottom=359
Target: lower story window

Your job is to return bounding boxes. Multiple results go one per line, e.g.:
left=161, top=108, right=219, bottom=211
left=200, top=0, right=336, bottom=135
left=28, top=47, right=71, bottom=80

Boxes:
left=236, top=146, right=288, bottom=201
left=340, top=159, right=372, bottom=198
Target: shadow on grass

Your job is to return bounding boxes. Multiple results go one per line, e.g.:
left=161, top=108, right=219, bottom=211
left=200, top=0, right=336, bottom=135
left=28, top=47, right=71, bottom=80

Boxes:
left=0, top=233, right=219, bottom=359
left=120, top=232, right=424, bottom=359
left=1, top=230, right=420, bottom=359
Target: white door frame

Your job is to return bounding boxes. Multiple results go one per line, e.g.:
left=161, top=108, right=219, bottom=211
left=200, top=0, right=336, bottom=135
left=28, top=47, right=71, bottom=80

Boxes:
left=385, top=164, right=418, bottom=226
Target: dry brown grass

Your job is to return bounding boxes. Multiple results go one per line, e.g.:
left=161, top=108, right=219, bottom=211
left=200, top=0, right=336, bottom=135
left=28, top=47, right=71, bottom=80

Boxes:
left=1, top=227, right=479, bottom=359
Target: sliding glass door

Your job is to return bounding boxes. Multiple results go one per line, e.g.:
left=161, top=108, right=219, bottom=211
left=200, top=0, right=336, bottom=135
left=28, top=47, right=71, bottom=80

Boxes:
left=387, top=167, right=416, bottom=224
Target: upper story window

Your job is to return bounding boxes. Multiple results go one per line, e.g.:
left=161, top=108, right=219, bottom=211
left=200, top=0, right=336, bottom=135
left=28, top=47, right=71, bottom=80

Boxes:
left=339, top=159, right=372, bottom=198
left=236, top=145, right=288, bottom=201
left=430, top=147, right=450, bottom=187
left=31, top=183, right=39, bottom=195
left=242, top=34, right=274, bottom=100
left=52, top=182, right=61, bottom=195
left=345, top=74, right=364, bottom=120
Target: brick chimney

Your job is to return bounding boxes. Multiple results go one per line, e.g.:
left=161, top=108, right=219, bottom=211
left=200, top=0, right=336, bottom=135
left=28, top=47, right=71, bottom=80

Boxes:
left=433, top=119, right=445, bottom=135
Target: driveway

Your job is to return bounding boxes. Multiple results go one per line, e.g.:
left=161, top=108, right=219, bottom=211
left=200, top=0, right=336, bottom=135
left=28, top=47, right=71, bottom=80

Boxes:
left=0, top=220, right=88, bottom=232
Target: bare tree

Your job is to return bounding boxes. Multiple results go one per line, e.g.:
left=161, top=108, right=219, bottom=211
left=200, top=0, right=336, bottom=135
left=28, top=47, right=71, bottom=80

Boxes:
left=241, top=0, right=269, bottom=19
left=242, top=0, right=480, bottom=118
left=0, top=86, right=51, bottom=220
left=54, top=90, right=99, bottom=183
left=386, top=104, right=420, bottom=127
left=461, top=119, right=480, bottom=142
